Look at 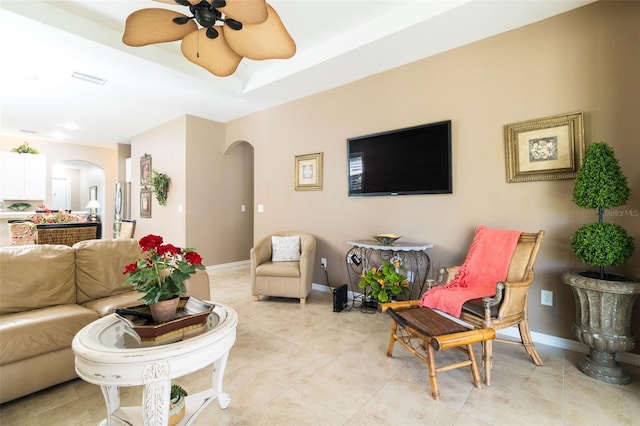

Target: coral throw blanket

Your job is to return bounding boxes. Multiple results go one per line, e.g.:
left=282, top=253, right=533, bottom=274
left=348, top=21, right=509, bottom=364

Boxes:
left=420, top=226, right=522, bottom=317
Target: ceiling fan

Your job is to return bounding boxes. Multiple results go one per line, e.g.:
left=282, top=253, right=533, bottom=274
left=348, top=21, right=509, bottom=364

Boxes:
left=122, top=0, right=296, bottom=77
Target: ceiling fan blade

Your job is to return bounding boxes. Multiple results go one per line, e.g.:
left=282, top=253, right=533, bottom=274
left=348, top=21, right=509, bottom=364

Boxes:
left=219, top=0, right=268, bottom=25
left=181, top=28, right=243, bottom=76
left=123, top=9, right=197, bottom=46
left=224, top=4, right=295, bottom=60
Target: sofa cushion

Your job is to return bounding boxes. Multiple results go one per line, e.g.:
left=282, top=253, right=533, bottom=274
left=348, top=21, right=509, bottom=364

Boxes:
left=0, top=245, right=76, bottom=315
left=255, top=261, right=301, bottom=278
left=0, top=304, right=99, bottom=365
left=75, top=239, right=142, bottom=304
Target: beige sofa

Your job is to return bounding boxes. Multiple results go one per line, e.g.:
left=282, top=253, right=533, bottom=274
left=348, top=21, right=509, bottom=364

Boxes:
left=0, top=239, right=210, bottom=403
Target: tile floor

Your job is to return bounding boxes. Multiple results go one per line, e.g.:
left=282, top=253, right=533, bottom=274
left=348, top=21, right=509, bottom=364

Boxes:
left=1, top=264, right=639, bottom=425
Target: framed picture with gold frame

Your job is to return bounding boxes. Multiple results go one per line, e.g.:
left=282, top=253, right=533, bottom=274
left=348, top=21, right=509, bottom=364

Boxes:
left=295, top=152, right=323, bottom=191
left=140, top=189, right=152, bottom=218
left=504, top=111, right=585, bottom=183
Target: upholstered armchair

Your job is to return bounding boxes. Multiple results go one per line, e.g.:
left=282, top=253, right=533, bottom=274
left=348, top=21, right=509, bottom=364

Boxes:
left=251, top=231, right=316, bottom=304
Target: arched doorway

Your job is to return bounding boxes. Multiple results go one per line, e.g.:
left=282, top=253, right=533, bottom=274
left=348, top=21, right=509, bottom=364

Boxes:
left=51, top=160, right=105, bottom=219
left=223, top=140, right=254, bottom=261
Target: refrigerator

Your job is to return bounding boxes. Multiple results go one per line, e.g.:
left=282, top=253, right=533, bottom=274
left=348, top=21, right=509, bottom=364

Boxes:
left=113, top=182, right=131, bottom=238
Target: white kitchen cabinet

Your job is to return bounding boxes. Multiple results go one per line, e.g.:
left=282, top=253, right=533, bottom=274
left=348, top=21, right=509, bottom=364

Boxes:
left=0, top=152, right=47, bottom=200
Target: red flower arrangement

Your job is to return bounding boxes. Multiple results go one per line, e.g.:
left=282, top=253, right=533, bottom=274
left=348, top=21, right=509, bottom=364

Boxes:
left=123, top=234, right=205, bottom=305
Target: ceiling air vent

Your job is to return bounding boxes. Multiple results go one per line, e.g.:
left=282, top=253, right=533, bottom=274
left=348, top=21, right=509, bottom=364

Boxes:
left=71, top=72, right=107, bottom=85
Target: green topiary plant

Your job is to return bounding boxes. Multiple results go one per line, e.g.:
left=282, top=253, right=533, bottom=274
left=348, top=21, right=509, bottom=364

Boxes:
left=570, top=142, right=634, bottom=279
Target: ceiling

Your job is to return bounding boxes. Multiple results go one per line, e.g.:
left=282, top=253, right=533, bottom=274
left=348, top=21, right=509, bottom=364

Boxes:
left=0, top=0, right=594, bottom=148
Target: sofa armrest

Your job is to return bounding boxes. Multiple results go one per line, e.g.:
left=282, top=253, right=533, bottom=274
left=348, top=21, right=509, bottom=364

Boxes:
left=184, top=269, right=211, bottom=301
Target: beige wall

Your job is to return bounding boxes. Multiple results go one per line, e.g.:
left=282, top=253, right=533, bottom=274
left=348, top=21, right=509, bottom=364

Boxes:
left=185, top=115, right=254, bottom=265
left=130, top=115, right=254, bottom=266
left=225, top=2, right=640, bottom=348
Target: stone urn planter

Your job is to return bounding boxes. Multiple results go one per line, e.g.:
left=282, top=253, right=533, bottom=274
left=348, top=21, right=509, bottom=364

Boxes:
left=563, top=271, right=640, bottom=385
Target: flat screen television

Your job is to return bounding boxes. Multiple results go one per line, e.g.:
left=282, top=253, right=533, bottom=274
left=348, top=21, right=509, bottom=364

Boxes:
left=348, top=120, right=452, bottom=197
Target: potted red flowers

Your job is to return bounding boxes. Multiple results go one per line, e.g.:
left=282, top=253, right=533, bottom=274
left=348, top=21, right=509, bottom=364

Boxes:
left=124, top=234, right=205, bottom=323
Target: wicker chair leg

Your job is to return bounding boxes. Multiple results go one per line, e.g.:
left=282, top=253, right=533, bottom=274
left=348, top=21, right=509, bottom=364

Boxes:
left=299, top=298, right=306, bottom=304
left=386, top=322, right=398, bottom=357
left=426, top=344, right=440, bottom=400
left=518, top=319, right=544, bottom=366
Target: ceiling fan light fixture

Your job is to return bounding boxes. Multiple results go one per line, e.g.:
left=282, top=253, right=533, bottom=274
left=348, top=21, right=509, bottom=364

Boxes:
left=173, top=16, right=192, bottom=25
left=225, top=18, right=242, bottom=31
left=206, top=27, right=219, bottom=39
left=194, top=8, right=218, bottom=27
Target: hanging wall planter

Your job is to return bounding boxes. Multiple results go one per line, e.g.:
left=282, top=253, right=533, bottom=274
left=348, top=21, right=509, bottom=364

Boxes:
left=149, top=170, right=171, bottom=206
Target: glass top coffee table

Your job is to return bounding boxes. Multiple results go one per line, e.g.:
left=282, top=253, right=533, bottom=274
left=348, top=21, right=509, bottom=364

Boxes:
left=72, top=303, right=237, bottom=426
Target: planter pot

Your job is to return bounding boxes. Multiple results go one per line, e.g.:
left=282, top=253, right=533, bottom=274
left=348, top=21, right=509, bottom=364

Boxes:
left=149, top=296, right=180, bottom=324
left=168, top=395, right=186, bottom=426
left=562, top=271, right=640, bottom=385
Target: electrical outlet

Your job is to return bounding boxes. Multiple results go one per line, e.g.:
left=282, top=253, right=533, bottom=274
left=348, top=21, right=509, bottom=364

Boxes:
left=320, top=258, right=327, bottom=269
left=541, top=290, right=553, bottom=306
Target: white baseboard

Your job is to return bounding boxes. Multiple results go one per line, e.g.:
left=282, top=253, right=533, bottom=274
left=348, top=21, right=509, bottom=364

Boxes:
left=206, top=260, right=250, bottom=271
left=312, top=282, right=333, bottom=294
left=311, top=283, right=640, bottom=367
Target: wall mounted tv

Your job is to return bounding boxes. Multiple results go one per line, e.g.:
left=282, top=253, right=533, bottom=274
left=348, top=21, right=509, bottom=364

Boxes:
left=348, top=120, right=452, bottom=197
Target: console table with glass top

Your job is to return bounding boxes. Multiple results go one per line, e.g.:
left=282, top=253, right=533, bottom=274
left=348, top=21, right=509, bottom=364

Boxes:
left=72, top=303, right=237, bottom=426
left=346, top=240, right=434, bottom=301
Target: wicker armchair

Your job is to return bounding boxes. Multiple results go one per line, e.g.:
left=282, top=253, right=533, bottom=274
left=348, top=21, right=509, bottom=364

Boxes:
left=116, top=219, right=136, bottom=239
left=8, top=221, right=37, bottom=246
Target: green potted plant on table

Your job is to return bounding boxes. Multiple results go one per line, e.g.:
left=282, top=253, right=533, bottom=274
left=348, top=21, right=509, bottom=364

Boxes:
left=562, top=141, right=639, bottom=385
left=359, top=258, right=409, bottom=304
left=124, top=234, right=205, bottom=323
left=169, top=384, right=188, bottom=426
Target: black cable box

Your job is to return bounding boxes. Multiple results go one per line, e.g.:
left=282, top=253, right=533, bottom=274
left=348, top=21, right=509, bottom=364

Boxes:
left=332, top=284, right=348, bottom=312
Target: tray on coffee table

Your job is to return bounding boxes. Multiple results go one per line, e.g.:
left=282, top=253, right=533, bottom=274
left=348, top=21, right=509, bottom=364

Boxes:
left=115, top=297, right=215, bottom=342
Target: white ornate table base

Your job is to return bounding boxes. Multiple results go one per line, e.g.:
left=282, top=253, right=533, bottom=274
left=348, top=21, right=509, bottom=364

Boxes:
left=73, top=304, right=237, bottom=426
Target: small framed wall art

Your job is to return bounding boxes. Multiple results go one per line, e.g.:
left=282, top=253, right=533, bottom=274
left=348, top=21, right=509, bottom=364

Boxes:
left=140, top=154, right=152, bottom=187
left=504, top=111, right=585, bottom=183
left=140, top=189, right=152, bottom=218
left=295, top=152, right=323, bottom=191
left=89, top=186, right=97, bottom=201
